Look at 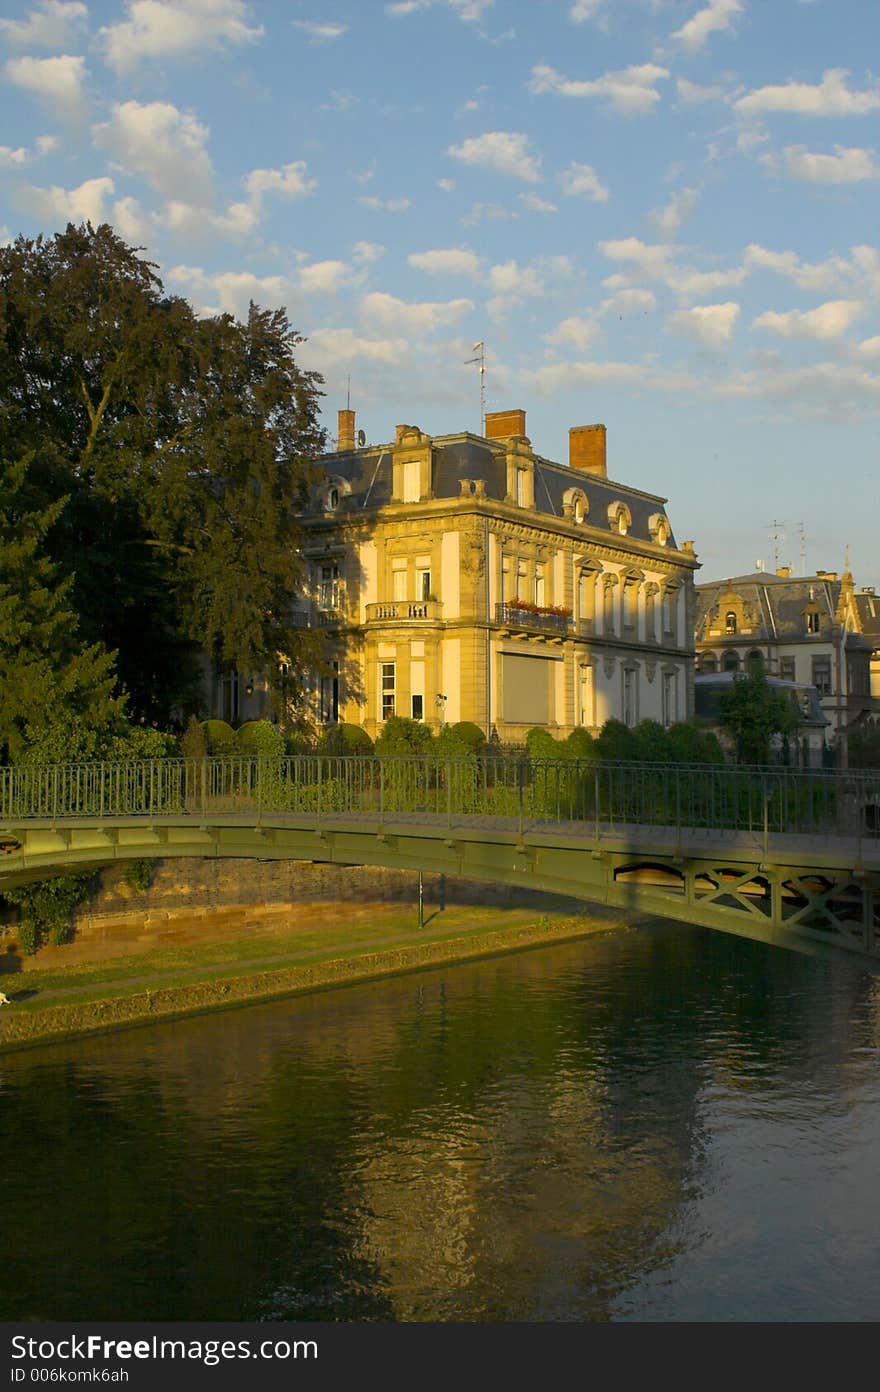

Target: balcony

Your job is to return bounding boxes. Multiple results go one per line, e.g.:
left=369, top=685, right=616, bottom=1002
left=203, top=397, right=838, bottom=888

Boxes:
left=495, top=602, right=571, bottom=637
left=365, top=600, right=443, bottom=623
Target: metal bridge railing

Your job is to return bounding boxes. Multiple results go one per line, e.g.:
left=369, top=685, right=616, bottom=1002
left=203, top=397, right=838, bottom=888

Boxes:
left=1, top=755, right=879, bottom=843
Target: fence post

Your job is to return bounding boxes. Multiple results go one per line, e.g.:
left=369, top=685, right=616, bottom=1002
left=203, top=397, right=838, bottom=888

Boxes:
left=518, top=759, right=524, bottom=838
left=594, top=766, right=600, bottom=842
left=447, top=760, right=453, bottom=830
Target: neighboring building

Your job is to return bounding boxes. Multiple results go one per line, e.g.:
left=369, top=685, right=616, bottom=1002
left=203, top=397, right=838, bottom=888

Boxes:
left=693, top=672, right=830, bottom=767
left=694, top=567, right=879, bottom=765
left=853, top=585, right=880, bottom=703
left=273, top=406, right=698, bottom=743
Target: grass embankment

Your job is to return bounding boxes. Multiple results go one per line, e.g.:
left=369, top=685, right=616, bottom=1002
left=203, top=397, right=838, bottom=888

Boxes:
left=0, top=902, right=638, bottom=1052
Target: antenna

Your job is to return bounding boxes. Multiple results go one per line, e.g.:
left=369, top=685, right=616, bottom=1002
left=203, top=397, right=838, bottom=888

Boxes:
left=465, top=340, right=486, bottom=435
left=793, top=521, right=808, bottom=575
left=766, top=518, right=786, bottom=570
left=346, top=375, right=351, bottom=411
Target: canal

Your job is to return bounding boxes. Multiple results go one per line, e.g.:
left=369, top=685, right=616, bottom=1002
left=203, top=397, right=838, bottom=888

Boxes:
left=1, top=920, right=878, bottom=1322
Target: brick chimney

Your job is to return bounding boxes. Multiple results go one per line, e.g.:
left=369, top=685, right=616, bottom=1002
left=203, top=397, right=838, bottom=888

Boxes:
left=485, top=409, right=526, bottom=440
left=569, top=424, right=607, bottom=478
left=337, top=409, right=355, bottom=451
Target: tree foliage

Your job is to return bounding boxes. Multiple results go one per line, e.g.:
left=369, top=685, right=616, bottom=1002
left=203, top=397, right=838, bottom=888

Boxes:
left=0, top=223, right=327, bottom=726
left=717, top=672, right=799, bottom=765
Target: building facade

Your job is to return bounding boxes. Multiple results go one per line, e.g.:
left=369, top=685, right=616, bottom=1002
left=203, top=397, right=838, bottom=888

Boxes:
left=694, top=568, right=879, bottom=764
left=287, top=407, right=697, bottom=742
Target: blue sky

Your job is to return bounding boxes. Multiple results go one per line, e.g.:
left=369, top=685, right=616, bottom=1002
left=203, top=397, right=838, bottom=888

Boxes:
left=1, top=0, right=878, bottom=585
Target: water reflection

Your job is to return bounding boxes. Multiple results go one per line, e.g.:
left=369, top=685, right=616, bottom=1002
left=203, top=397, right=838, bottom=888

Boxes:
left=1, top=923, right=878, bottom=1321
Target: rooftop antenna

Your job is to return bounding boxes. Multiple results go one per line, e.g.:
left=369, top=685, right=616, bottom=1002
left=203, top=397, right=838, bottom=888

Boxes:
left=465, top=341, right=485, bottom=435
left=766, top=518, right=786, bottom=570
left=346, top=374, right=351, bottom=411
left=794, top=521, right=808, bottom=575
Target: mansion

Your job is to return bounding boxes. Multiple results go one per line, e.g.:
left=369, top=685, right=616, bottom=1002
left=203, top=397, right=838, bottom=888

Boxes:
left=267, top=407, right=698, bottom=742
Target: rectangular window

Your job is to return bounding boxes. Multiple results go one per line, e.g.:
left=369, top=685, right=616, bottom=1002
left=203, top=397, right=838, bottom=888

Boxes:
left=416, top=568, right=431, bottom=601
left=516, top=467, right=527, bottom=506
left=411, top=693, right=424, bottom=720
left=623, top=668, right=636, bottom=728
left=623, top=583, right=638, bottom=628
left=662, top=589, right=676, bottom=637
left=319, top=662, right=339, bottom=724
left=534, top=566, right=545, bottom=608
left=392, top=567, right=407, bottom=602
left=812, top=656, right=832, bottom=696
left=662, top=671, right=676, bottom=727
left=318, top=562, right=339, bottom=611
left=381, top=662, right=396, bottom=720
left=779, top=656, right=796, bottom=682
left=403, top=459, right=420, bottom=502
left=579, top=664, right=594, bottom=728
left=806, top=610, right=820, bottom=634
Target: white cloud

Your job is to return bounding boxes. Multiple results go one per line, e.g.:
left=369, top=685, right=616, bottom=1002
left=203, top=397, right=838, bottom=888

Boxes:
left=386, top=1, right=431, bottom=13
left=569, top=1, right=603, bottom=20
left=36, top=134, right=58, bottom=154
left=160, top=199, right=259, bottom=241
left=436, top=177, right=455, bottom=192
left=18, top=175, right=115, bottom=228
left=111, top=195, right=153, bottom=244
left=599, top=236, right=674, bottom=276
left=774, top=144, right=880, bottom=183
left=359, top=195, right=411, bottom=212
left=244, top=161, right=317, bottom=206
left=384, top=0, right=494, bottom=21
left=672, top=0, right=742, bottom=52
left=5, top=53, right=87, bottom=120
left=93, top=100, right=214, bottom=204
left=360, top=291, right=473, bottom=334
left=735, top=69, right=880, bottom=119
left=601, top=286, right=656, bottom=316
left=651, top=187, right=699, bottom=236
left=99, top=0, right=262, bottom=74
left=519, top=192, right=558, bottom=213
left=668, top=301, right=740, bottom=345
left=0, top=1, right=87, bottom=48
left=486, top=258, right=545, bottom=318
left=447, top=130, right=541, bottom=182
left=743, top=243, right=852, bottom=293
left=523, top=359, right=644, bottom=394
left=559, top=161, right=609, bottom=202
left=529, top=62, right=669, bottom=116
left=754, top=299, right=863, bottom=340
left=352, top=240, right=385, bottom=264
left=408, top=247, right=481, bottom=277
left=461, top=201, right=515, bottom=226
left=667, top=265, right=746, bottom=298
left=302, top=327, right=410, bottom=369
left=714, top=361, right=880, bottom=412
left=857, top=337, right=880, bottom=358
left=292, top=20, right=347, bottom=42
left=298, top=260, right=352, bottom=295
left=544, top=315, right=599, bottom=351
left=676, top=77, right=724, bottom=104
left=0, top=145, right=29, bottom=167
left=166, top=264, right=291, bottom=319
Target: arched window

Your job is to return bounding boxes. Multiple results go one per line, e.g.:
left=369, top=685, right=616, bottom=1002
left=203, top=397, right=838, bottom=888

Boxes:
left=607, top=501, right=632, bottom=535
left=747, top=649, right=763, bottom=675
left=698, top=652, right=717, bottom=673
left=725, top=611, right=737, bottom=635
left=723, top=650, right=740, bottom=673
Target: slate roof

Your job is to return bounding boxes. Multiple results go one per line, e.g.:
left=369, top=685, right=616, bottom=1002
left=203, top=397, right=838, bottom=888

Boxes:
left=695, top=572, right=843, bottom=641
left=315, top=430, right=677, bottom=548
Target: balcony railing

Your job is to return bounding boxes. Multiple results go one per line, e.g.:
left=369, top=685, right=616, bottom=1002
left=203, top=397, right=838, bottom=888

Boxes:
left=366, top=600, right=443, bottom=623
left=495, top=602, right=570, bottom=635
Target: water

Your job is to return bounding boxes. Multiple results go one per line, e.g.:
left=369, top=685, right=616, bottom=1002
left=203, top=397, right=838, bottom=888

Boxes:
left=1, top=921, right=879, bottom=1322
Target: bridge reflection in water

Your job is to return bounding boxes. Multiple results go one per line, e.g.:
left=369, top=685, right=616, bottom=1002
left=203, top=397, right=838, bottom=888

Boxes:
left=1, top=755, right=879, bottom=964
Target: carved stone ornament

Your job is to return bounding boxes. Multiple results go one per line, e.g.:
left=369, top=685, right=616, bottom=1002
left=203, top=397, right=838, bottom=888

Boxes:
left=603, top=655, right=617, bottom=678
left=645, top=660, right=657, bottom=683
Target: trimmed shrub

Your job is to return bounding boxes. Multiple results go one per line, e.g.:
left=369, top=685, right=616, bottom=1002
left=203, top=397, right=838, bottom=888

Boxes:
left=525, top=727, right=559, bottom=759
left=237, top=720, right=285, bottom=759
left=563, top=728, right=597, bottom=761
left=451, top=721, right=486, bottom=756
left=595, top=719, right=638, bottom=761
left=318, top=723, right=374, bottom=757
left=201, top=719, right=237, bottom=755
left=633, top=719, right=672, bottom=763
left=375, top=715, right=434, bottom=758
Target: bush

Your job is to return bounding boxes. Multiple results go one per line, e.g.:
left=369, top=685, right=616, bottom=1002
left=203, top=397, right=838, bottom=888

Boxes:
left=4, top=873, right=95, bottom=953
left=317, top=723, right=374, bottom=757
left=633, top=719, right=672, bottom=763
left=375, top=716, right=434, bottom=758
left=450, top=721, right=486, bottom=756
left=180, top=714, right=208, bottom=759
left=123, top=859, right=153, bottom=892
left=525, top=727, right=559, bottom=759
left=237, top=720, right=285, bottom=759
left=595, top=719, right=638, bottom=761
left=201, top=719, right=237, bottom=755
left=667, top=720, right=726, bottom=765
left=563, top=728, right=597, bottom=761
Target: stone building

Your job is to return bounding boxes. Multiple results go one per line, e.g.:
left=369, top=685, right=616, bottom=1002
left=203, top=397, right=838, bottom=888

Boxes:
left=694, top=567, right=879, bottom=764
left=274, top=407, right=697, bottom=742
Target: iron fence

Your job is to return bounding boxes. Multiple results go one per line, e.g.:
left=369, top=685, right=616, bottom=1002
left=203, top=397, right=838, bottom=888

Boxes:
left=1, top=755, right=879, bottom=841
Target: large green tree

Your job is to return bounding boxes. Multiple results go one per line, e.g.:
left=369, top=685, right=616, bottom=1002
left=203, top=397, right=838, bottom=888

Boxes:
left=0, top=223, right=327, bottom=726
left=717, top=672, right=799, bottom=765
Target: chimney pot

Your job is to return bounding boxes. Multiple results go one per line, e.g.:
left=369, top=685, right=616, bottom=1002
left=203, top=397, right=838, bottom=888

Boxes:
left=485, top=409, right=526, bottom=440
left=337, top=409, right=355, bottom=451
left=569, top=424, right=607, bottom=478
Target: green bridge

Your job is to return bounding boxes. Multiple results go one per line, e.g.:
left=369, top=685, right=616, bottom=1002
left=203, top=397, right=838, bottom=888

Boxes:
left=2, top=755, right=879, bottom=965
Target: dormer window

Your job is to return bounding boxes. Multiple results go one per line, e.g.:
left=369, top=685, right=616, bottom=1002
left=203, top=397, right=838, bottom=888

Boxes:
left=608, top=501, right=632, bottom=535
left=648, top=513, right=670, bottom=547
left=328, top=487, right=339, bottom=510
left=725, top=611, right=737, bottom=635
left=805, top=608, right=820, bottom=634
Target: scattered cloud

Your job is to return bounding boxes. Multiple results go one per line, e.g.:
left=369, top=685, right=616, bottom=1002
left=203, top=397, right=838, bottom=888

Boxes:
left=447, top=130, right=542, bottom=182
left=676, top=77, right=724, bottom=104
left=569, top=1, right=604, bottom=21
left=461, top=201, right=514, bottom=225
left=292, top=20, right=347, bottom=42
left=408, top=247, right=481, bottom=277
left=359, top=291, right=473, bottom=334
left=544, top=315, right=599, bottom=351
left=359, top=195, right=411, bottom=212
left=17, top=175, right=115, bottom=228
left=770, top=144, right=880, bottom=183
left=753, top=299, right=863, bottom=340
left=600, top=286, right=656, bottom=316
left=519, top=192, right=558, bottom=213
left=436, top=177, right=456, bottom=192
left=0, top=1, right=87, bottom=48
left=559, top=161, right=609, bottom=202
left=0, top=145, right=29, bottom=167
left=5, top=53, right=87, bottom=121
left=529, top=62, right=669, bottom=115
left=651, top=186, right=699, bottom=236
left=743, top=243, right=852, bottom=292
left=98, top=0, right=263, bottom=74
left=668, top=301, right=740, bottom=345
left=245, top=161, right=317, bottom=206
left=672, top=0, right=743, bottom=52
left=352, top=240, right=385, bottom=264
left=298, top=259, right=352, bottom=295
left=857, top=337, right=880, bottom=359
left=166, top=265, right=292, bottom=319
left=93, top=100, right=214, bottom=204
left=385, top=0, right=495, bottom=23
left=300, top=326, right=410, bottom=369
left=735, top=69, right=880, bottom=119
left=487, top=258, right=545, bottom=317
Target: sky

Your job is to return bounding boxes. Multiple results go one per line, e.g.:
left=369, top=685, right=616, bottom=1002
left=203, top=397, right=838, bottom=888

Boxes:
left=1, top=0, right=878, bottom=587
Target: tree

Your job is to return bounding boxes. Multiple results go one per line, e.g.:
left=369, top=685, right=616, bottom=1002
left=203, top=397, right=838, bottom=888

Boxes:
left=717, top=672, right=798, bottom=765
left=0, top=223, right=327, bottom=727
left=0, top=454, right=122, bottom=764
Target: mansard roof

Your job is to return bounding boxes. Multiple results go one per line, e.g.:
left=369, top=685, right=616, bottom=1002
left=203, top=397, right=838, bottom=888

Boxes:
left=696, top=571, right=871, bottom=649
